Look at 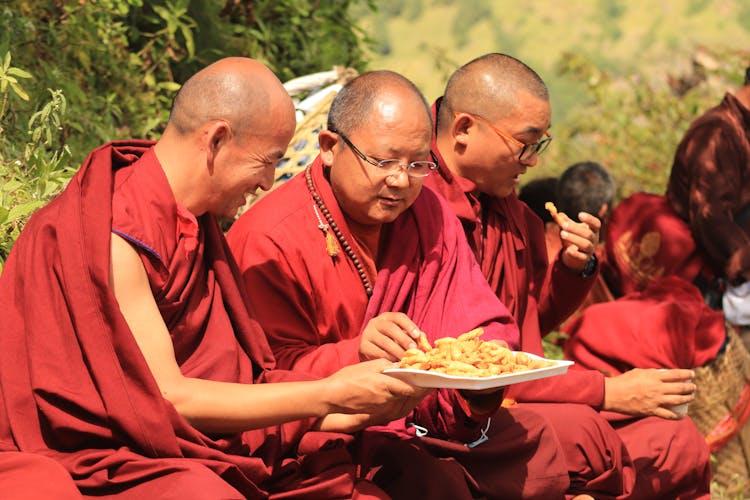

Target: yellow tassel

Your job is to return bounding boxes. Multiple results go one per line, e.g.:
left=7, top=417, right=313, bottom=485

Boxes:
left=325, top=230, right=339, bottom=257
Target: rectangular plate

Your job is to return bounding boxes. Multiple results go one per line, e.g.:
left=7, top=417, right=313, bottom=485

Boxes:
left=383, top=353, right=574, bottom=390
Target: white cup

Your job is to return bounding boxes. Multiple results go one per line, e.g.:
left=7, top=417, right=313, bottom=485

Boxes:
left=668, top=402, right=689, bottom=417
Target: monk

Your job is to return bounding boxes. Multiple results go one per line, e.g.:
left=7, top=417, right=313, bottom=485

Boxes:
left=228, top=70, right=571, bottom=499
left=424, top=52, right=711, bottom=499
left=0, top=57, right=433, bottom=499
left=667, top=65, right=750, bottom=327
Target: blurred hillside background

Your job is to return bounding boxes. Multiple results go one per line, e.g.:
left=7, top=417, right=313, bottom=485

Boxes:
left=1, top=0, right=749, bottom=270
left=357, top=0, right=750, bottom=189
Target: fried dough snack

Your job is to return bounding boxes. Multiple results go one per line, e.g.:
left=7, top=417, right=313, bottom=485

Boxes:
left=398, top=328, right=554, bottom=377
left=544, top=201, right=566, bottom=227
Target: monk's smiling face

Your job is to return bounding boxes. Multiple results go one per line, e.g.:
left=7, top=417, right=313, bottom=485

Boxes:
left=320, top=85, right=433, bottom=227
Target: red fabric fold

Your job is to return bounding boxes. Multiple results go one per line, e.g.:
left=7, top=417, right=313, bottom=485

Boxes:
left=563, top=276, right=726, bottom=373
left=0, top=142, right=379, bottom=498
left=229, top=155, right=570, bottom=499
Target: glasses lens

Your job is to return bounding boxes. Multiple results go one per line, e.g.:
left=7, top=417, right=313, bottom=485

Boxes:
left=376, top=159, right=402, bottom=174
left=519, top=137, right=552, bottom=161
left=408, top=161, right=436, bottom=177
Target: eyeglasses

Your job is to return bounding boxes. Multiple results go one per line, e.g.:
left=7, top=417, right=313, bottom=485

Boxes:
left=454, top=112, right=552, bottom=162
left=331, top=129, right=437, bottom=178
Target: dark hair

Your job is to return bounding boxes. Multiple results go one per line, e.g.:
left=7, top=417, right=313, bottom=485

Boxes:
left=745, top=66, right=750, bottom=86
left=556, top=161, right=615, bottom=222
left=518, top=177, right=559, bottom=223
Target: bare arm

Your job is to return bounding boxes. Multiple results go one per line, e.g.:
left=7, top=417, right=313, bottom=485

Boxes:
left=110, top=233, right=422, bottom=434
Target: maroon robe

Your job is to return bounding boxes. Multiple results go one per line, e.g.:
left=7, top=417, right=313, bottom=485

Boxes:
left=563, top=277, right=725, bottom=375
left=0, top=142, right=386, bottom=499
left=425, top=97, right=712, bottom=499
left=602, top=192, right=712, bottom=297
left=667, top=92, right=750, bottom=283
left=228, top=156, right=570, bottom=499
left=0, top=452, right=82, bottom=499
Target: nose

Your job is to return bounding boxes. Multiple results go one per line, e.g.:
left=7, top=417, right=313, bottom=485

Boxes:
left=384, top=167, right=410, bottom=187
left=259, top=164, right=276, bottom=191
left=520, top=154, right=539, bottom=168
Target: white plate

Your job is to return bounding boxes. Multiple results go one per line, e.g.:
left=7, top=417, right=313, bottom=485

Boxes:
left=383, top=353, right=574, bottom=390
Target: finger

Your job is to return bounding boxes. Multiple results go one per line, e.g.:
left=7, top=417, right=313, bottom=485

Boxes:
left=389, top=314, right=423, bottom=340
left=652, top=406, right=683, bottom=420
left=370, top=332, right=410, bottom=361
left=560, top=228, right=597, bottom=253
left=577, top=211, right=602, bottom=232
left=660, top=381, right=696, bottom=396
left=658, top=369, right=695, bottom=382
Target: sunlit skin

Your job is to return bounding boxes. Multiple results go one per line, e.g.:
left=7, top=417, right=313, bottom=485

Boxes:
left=445, top=90, right=551, bottom=200
left=207, top=121, right=294, bottom=219
left=438, top=90, right=601, bottom=273
left=319, top=89, right=433, bottom=232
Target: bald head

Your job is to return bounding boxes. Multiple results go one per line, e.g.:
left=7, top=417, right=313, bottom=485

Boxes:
left=168, top=57, right=294, bottom=140
left=327, top=70, right=432, bottom=136
left=439, top=53, right=548, bottom=132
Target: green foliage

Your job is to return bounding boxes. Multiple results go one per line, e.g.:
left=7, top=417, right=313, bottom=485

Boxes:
left=532, top=48, right=750, bottom=199
left=452, top=0, right=492, bottom=49
left=0, top=65, right=74, bottom=262
left=0, top=1, right=375, bottom=268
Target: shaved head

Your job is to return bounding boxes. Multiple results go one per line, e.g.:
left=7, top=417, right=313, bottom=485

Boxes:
left=168, top=57, right=293, bottom=140
left=327, top=70, right=432, bottom=136
left=439, top=53, right=548, bottom=132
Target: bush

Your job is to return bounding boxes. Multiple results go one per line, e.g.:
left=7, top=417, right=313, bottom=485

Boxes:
left=0, top=1, right=374, bottom=270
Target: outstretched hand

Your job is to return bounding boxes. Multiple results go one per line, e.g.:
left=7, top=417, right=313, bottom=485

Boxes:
left=603, top=368, right=696, bottom=419
left=558, top=211, right=601, bottom=273
left=360, top=312, right=424, bottom=362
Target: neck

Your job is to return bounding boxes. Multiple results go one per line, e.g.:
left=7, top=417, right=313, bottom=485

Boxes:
left=154, top=136, right=205, bottom=216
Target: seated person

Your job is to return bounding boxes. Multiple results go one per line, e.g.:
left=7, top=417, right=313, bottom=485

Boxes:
left=0, top=57, right=433, bottom=499
left=228, top=69, right=572, bottom=499
left=424, top=51, right=711, bottom=500
left=666, top=65, right=750, bottom=327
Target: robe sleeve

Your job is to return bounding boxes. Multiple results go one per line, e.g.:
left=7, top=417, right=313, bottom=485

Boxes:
left=507, top=367, right=606, bottom=408
left=678, top=124, right=750, bottom=282
left=537, top=255, right=598, bottom=335
left=232, top=230, right=362, bottom=376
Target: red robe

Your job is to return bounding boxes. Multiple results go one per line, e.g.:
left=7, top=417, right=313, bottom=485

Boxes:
left=563, top=277, right=725, bottom=375
left=0, top=142, right=385, bottom=499
left=425, top=97, right=712, bottom=500
left=228, top=156, right=570, bottom=499
left=0, top=452, right=82, bottom=500
left=667, top=92, right=750, bottom=283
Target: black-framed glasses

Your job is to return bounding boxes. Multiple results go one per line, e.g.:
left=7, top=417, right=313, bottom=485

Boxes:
left=455, top=111, right=552, bottom=162
left=331, top=129, right=437, bottom=178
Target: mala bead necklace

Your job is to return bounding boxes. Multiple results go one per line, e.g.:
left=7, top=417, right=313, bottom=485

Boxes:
left=305, top=165, right=374, bottom=297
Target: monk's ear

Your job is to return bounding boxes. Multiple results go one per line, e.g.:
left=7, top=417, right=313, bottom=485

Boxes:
left=451, top=113, right=473, bottom=146
left=205, top=120, right=231, bottom=171
left=318, top=130, right=339, bottom=167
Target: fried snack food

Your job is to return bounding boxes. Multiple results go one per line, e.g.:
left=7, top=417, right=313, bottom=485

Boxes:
left=544, top=201, right=566, bottom=227
left=398, top=328, right=554, bottom=377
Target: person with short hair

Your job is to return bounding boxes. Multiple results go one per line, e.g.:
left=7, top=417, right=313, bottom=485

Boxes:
left=0, top=57, right=430, bottom=498
left=425, top=53, right=712, bottom=499
left=229, top=69, right=571, bottom=499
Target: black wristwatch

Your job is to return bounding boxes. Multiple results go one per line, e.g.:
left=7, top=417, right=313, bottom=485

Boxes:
left=579, top=254, right=598, bottom=278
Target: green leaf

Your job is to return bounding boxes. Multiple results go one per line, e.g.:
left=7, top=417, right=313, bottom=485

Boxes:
left=7, top=68, right=32, bottom=79
left=2, top=179, right=23, bottom=192
left=10, top=82, right=30, bottom=101
left=7, top=200, right=46, bottom=221
left=3, top=52, right=10, bottom=71
left=0, top=206, right=8, bottom=224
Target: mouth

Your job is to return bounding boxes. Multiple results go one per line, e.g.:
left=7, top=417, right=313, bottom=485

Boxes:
left=378, top=195, right=404, bottom=207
